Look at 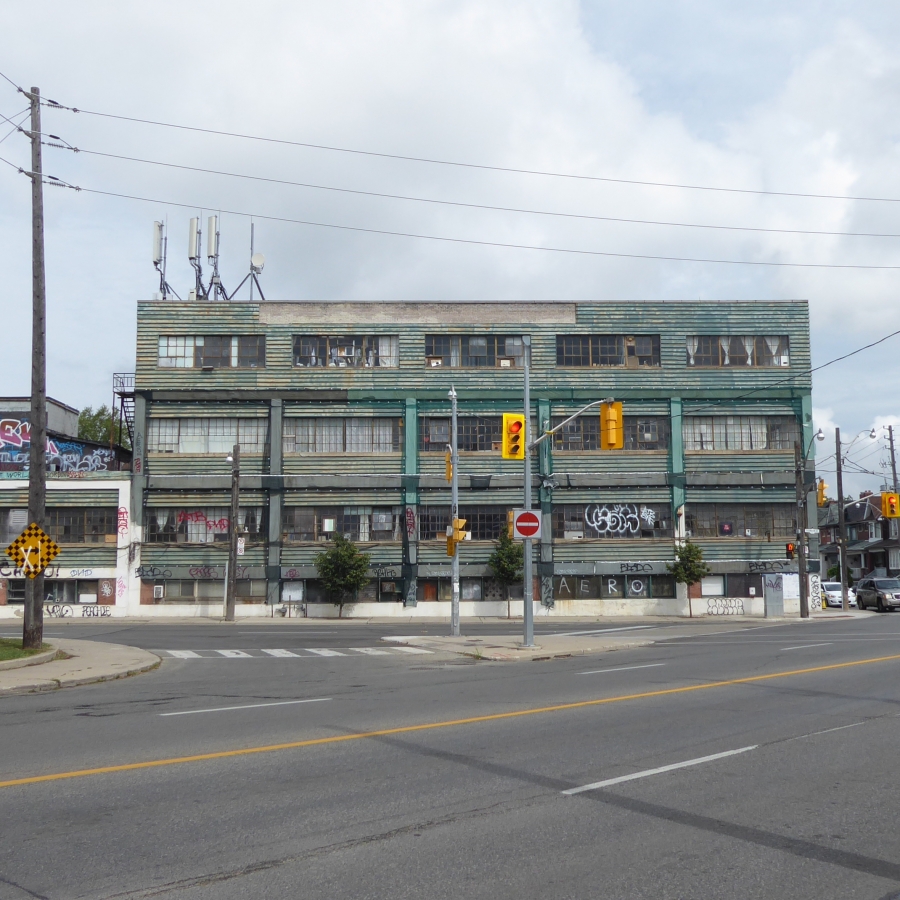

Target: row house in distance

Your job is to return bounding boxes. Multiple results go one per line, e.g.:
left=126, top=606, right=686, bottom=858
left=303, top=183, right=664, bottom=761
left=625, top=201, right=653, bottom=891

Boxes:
left=818, top=493, right=900, bottom=580
left=126, top=298, right=814, bottom=618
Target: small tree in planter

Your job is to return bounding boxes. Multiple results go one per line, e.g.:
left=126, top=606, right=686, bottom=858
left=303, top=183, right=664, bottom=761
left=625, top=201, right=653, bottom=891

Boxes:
left=314, top=534, right=372, bottom=618
left=487, top=529, right=524, bottom=597
left=667, top=540, right=711, bottom=617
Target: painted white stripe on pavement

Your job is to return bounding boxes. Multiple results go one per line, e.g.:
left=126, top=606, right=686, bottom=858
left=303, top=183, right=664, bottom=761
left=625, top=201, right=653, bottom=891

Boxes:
left=577, top=663, right=666, bottom=676
left=215, top=650, right=252, bottom=658
left=167, top=650, right=202, bottom=659
left=260, top=649, right=301, bottom=657
left=780, top=643, right=833, bottom=651
left=160, top=698, right=331, bottom=717
left=562, top=746, right=758, bottom=796
left=549, top=626, right=656, bottom=637
left=351, top=647, right=391, bottom=655
left=305, top=648, right=346, bottom=656
left=391, top=647, right=434, bottom=654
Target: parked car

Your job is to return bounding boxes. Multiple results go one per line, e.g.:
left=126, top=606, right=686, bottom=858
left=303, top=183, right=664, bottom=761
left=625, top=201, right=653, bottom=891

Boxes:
left=821, top=582, right=857, bottom=608
left=855, top=577, right=900, bottom=612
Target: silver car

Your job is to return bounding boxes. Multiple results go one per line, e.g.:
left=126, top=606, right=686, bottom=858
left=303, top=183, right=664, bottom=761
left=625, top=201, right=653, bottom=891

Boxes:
left=855, top=578, right=900, bottom=612
left=821, top=582, right=857, bottom=608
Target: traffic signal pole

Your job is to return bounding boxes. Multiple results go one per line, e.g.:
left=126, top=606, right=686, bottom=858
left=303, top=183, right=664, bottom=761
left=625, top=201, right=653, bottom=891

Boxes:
left=522, top=338, right=534, bottom=648
left=449, top=386, right=460, bottom=637
left=836, top=427, right=850, bottom=612
left=794, top=441, right=809, bottom=618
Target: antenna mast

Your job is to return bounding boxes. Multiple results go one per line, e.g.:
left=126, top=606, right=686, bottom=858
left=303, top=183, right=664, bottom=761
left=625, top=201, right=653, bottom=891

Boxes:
left=205, top=215, right=228, bottom=301
left=152, top=221, right=180, bottom=300
left=188, top=217, right=207, bottom=300
left=226, top=221, right=266, bottom=301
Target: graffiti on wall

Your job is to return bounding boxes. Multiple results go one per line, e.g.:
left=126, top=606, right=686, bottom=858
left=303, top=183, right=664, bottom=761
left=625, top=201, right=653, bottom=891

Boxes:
left=0, top=417, right=119, bottom=474
left=583, top=504, right=657, bottom=537
left=176, top=510, right=230, bottom=532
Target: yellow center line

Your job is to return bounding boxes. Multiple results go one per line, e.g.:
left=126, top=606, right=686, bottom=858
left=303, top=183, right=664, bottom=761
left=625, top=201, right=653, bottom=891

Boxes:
left=3, top=652, right=899, bottom=790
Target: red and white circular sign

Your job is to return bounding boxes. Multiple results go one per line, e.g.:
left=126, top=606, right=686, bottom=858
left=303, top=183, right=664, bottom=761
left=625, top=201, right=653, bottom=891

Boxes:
left=513, top=510, right=541, bottom=539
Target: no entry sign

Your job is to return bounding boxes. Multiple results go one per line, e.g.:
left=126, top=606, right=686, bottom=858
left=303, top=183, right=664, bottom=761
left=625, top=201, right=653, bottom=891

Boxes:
left=512, top=509, right=542, bottom=540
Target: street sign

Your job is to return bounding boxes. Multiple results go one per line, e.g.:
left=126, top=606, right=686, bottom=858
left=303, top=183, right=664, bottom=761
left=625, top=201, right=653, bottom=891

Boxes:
left=512, top=509, right=541, bottom=540
left=237, top=537, right=245, bottom=556
left=5, top=523, right=60, bottom=579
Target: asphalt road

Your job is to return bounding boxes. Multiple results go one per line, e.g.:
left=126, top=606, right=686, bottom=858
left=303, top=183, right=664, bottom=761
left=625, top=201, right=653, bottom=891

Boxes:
left=1, top=616, right=900, bottom=899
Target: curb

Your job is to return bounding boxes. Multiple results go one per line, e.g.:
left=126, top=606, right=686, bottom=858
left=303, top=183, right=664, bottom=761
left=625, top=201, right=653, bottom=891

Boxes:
left=6, top=656, right=162, bottom=695
left=0, top=646, right=57, bottom=671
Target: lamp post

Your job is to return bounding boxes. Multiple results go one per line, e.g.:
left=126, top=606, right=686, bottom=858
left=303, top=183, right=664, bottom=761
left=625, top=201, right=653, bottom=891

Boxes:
left=796, top=428, right=825, bottom=618
left=224, top=444, right=240, bottom=621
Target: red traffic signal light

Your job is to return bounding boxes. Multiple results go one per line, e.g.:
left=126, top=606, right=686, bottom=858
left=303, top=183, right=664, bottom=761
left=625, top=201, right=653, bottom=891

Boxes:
left=501, top=413, right=526, bottom=459
left=785, top=542, right=795, bottom=560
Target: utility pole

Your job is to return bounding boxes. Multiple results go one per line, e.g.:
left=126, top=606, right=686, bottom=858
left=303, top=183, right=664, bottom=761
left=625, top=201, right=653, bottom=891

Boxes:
left=24, top=86, right=46, bottom=650
left=835, top=428, right=850, bottom=612
left=888, top=425, right=898, bottom=492
left=225, top=443, right=240, bottom=621
left=795, top=441, right=809, bottom=618
left=522, top=336, right=534, bottom=648
left=449, top=387, right=460, bottom=637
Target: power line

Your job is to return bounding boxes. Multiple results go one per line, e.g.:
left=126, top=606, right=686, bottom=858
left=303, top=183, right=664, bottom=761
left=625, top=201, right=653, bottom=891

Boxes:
left=0, top=69, right=20, bottom=91
left=45, top=144, right=900, bottom=240
left=4, top=163, right=900, bottom=271
left=40, top=97, right=900, bottom=204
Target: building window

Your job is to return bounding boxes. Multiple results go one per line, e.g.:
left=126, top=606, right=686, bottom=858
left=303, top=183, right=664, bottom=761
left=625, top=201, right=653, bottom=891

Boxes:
left=686, top=335, right=790, bottom=367
left=282, top=507, right=403, bottom=542
left=145, top=507, right=265, bottom=543
left=45, top=508, right=117, bottom=544
left=424, top=335, right=524, bottom=368
left=292, top=335, right=399, bottom=368
left=556, top=335, right=660, bottom=367
left=418, top=506, right=508, bottom=541
left=283, top=418, right=401, bottom=453
left=552, top=504, right=672, bottom=539
left=684, top=504, right=796, bottom=538
left=552, top=415, right=670, bottom=451
left=420, top=416, right=501, bottom=451
left=147, top=418, right=268, bottom=453
left=552, top=573, right=675, bottom=600
left=890, top=548, right=900, bottom=570
left=0, top=508, right=28, bottom=545
left=683, top=416, right=799, bottom=451
left=157, top=335, right=265, bottom=368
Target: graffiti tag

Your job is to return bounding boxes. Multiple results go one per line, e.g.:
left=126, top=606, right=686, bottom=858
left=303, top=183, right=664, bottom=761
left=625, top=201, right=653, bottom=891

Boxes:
left=117, top=507, right=129, bottom=535
left=584, top=504, right=640, bottom=536
left=44, top=604, right=73, bottom=618
left=707, top=598, right=745, bottom=616
left=619, top=562, right=652, bottom=573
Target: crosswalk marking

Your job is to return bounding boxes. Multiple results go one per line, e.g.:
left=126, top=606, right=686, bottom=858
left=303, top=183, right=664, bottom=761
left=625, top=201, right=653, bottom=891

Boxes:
left=154, top=647, right=433, bottom=660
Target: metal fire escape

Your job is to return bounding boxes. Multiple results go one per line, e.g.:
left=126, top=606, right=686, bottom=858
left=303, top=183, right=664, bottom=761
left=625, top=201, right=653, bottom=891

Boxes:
left=112, top=373, right=135, bottom=448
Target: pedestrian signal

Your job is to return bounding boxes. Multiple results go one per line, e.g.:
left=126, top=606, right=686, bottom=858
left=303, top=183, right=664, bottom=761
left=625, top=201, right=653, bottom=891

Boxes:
left=817, top=479, right=827, bottom=507
left=600, top=401, right=624, bottom=450
left=882, top=492, right=900, bottom=518
left=502, top=413, right=526, bottom=459
left=446, top=517, right=468, bottom=557
left=785, top=542, right=795, bottom=560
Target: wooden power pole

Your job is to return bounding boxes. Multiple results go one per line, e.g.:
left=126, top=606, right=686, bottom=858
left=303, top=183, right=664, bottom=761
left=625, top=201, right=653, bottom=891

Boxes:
left=24, top=85, right=47, bottom=650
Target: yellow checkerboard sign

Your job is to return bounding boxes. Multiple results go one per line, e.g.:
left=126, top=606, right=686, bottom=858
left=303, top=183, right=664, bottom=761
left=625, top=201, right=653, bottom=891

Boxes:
left=5, top=523, right=60, bottom=579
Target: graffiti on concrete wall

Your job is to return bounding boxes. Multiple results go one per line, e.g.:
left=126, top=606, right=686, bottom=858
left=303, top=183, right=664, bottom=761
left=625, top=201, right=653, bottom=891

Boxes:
left=706, top=598, right=745, bottom=615
left=583, top=504, right=657, bottom=537
left=0, top=416, right=118, bottom=473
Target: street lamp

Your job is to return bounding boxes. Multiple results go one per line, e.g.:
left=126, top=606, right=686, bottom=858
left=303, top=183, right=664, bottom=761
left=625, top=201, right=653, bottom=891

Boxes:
left=224, top=444, right=240, bottom=621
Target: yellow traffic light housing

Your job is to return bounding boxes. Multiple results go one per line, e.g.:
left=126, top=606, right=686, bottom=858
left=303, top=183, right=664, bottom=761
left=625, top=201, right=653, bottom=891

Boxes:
left=445, top=450, right=453, bottom=483
left=600, top=401, right=624, bottom=450
left=446, top=517, right=468, bottom=557
left=502, top=413, right=526, bottom=459
left=507, top=509, right=515, bottom=538
left=817, top=479, right=827, bottom=507
left=882, top=492, right=900, bottom=518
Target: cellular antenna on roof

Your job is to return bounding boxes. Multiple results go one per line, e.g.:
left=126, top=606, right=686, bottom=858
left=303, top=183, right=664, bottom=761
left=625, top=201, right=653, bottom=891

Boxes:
left=187, top=216, right=208, bottom=301
left=227, top=220, right=266, bottom=301
left=152, top=221, right=180, bottom=300
left=206, top=214, right=228, bottom=301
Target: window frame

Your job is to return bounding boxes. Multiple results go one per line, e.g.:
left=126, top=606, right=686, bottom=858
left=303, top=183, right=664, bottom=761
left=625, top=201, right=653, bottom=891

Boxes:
left=423, top=334, right=525, bottom=368
left=292, top=334, right=399, bottom=368
left=282, top=417, right=402, bottom=453
left=686, top=335, right=790, bottom=368
left=555, top=334, right=660, bottom=368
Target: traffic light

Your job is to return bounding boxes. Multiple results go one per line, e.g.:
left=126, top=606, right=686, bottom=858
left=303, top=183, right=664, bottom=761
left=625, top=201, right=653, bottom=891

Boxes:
left=817, top=479, right=827, bottom=507
left=501, top=413, right=526, bottom=459
left=882, top=492, right=900, bottom=518
left=507, top=509, right=515, bottom=539
left=445, top=450, right=453, bottom=483
left=600, top=401, right=624, bottom=450
left=785, top=542, right=795, bottom=560
left=446, top=517, right=468, bottom=557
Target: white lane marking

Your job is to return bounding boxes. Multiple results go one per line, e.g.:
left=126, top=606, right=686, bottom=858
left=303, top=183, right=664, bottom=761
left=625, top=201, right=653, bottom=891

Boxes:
left=351, top=647, right=391, bottom=655
left=260, top=649, right=301, bottom=658
left=168, top=650, right=202, bottom=659
left=239, top=631, right=339, bottom=634
left=780, top=643, right=833, bottom=651
left=577, top=663, right=666, bottom=676
left=215, top=650, right=253, bottom=658
left=391, top=646, right=434, bottom=654
left=159, top=698, right=331, bottom=717
left=305, top=648, right=346, bottom=657
left=563, top=746, right=758, bottom=796
left=802, top=722, right=866, bottom=738
left=549, top=626, right=656, bottom=637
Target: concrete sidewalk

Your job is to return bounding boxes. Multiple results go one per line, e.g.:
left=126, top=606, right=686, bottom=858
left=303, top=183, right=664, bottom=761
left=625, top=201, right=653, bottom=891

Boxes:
left=382, top=630, right=657, bottom=661
left=0, top=639, right=160, bottom=695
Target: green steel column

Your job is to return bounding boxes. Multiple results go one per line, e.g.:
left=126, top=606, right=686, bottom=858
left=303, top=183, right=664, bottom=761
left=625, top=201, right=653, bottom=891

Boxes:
left=402, top=397, right=419, bottom=606
left=669, top=397, right=686, bottom=517
left=130, top=393, right=147, bottom=543
left=266, top=398, right=284, bottom=607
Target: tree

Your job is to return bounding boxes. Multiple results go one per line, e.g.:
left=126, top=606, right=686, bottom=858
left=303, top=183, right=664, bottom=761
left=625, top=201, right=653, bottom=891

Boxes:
left=487, top=528, right=524, bottom=590
left=314, top=534, right=372, bottom=617
left=667, top=540, right=711, bottom=594
left=78, top=405, right=131, bottom=449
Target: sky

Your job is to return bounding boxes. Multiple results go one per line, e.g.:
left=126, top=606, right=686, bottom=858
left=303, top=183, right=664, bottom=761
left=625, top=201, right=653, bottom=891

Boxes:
left=2, top=1, right=900, bottom=494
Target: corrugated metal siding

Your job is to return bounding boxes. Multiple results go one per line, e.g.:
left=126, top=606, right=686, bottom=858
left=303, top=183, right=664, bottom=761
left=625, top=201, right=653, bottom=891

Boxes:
left=0, top=490, right=119, bottom=507
left=553, top=541, right=674, bottom=562
left=552, top=454, right=668, bottom=475
left=685, top=453, right=794, bottom=473
left=147, top=455, right=268, bottom=476
left=283, top=454, right=402, bottom=475
left=53, top=547, right=118, bottom=567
